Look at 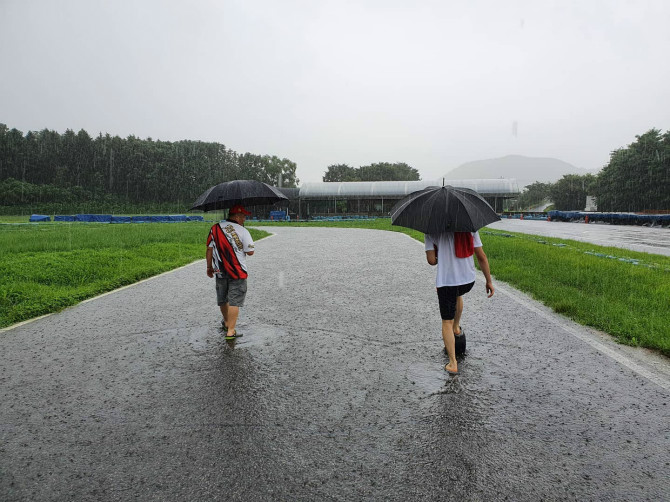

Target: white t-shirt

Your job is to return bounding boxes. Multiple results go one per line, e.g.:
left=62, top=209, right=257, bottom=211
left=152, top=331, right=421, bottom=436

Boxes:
left=424, top=231, right=482, bottom=287
left=208, top=220, right=254, bottom=277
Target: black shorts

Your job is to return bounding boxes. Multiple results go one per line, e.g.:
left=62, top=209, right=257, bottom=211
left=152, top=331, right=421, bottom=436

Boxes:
left=436, top=282, right=475, bottom=320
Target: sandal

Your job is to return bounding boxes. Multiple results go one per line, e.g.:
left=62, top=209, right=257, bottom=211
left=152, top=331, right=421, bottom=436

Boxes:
left=225, top=330, right=242, bottom=340
left=454, top=328, right=466, bottom=355
left=443, top=328, right=466, bottom=355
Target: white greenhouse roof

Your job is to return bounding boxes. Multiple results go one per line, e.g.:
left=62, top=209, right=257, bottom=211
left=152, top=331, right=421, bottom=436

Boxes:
left=298, top=178, right=519, bottom=199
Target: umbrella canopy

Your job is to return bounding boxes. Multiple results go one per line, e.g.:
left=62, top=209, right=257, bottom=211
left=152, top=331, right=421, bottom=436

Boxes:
left=390, top=185, right=500, bottom=234
left=190, top=180, right=288, bottom=212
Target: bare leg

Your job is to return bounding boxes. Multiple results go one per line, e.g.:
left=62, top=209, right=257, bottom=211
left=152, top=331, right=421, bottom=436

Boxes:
left=453, top=296, right=464, bottom=335
left=226, top=305, right=240, bottom=337
left=442, top=319, right=457, bottom=373
left=219, top=303, right=228, bottom=327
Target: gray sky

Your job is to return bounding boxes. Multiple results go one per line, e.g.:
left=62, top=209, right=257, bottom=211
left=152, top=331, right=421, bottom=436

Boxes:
left=1, top=0, right=668, bottom=183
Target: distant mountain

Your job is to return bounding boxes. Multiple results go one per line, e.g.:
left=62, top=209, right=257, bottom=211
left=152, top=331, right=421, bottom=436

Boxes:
left=444, top=155, right=598, bottom=188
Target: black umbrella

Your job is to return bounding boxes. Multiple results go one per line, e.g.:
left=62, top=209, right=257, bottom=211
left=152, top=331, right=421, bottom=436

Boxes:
left=190, top=180, right=288, bottom=212
left=390, top=185, right=500, bottom=234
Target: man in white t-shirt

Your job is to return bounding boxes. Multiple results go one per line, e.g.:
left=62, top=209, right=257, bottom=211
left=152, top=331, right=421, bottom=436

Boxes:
left=424, top=231, right=494, bottom=375
left=206, top=205, right=255, bottom=340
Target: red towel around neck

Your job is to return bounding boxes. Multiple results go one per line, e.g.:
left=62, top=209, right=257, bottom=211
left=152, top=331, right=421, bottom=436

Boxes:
left=454, top=232, right=474, bottom=258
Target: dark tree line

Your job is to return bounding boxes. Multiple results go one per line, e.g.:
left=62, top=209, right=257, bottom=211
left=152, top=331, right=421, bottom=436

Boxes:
left=510, top=181, right=552, bottom=211
left=512, top=129, right=669, bottom=211
left=549, top=174, right=598, bottom=211
left=2, top=123, right=666, bottom=213
left=594, top=129, right=669, bottom=212
left=0, top=124, right=298, bottom=208
left=322, top=162, right=420, bottom=182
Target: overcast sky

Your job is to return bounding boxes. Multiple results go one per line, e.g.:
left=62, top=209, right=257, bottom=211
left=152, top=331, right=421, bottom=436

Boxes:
left=1, top=0, right=668, bottom=183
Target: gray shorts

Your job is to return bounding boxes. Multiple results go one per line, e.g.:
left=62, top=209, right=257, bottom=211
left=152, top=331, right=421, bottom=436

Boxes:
left=215, top=276, right=247, bottom=307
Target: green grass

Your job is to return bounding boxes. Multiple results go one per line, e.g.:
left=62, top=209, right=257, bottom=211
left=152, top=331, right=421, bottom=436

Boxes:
left=480, top=230, right=670, bottom=353
left=249, top=217, right=425, bottom=239
left=249, top=220, right=670, bottom=355
left=3, top=217, right=669, bottom=356
left=0, top=222, right=269, bottom=328
left=0, top=215, right=41, bottom=223
left=0, top=214, right=219, bottom=224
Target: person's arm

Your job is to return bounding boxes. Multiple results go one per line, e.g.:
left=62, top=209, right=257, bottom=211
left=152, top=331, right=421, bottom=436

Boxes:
left=425, top=235, right=437, bottom=266
left=474, top=247, right=494, bottom=297
left=425, top=245, right=437, bottom=266
left=244, top=231, right=255, bottom=256
left=206, top=247, right=215, bottom=277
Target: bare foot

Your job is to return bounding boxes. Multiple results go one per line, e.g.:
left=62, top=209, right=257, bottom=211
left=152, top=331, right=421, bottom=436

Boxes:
left=445, top=362, right=458, bottom=375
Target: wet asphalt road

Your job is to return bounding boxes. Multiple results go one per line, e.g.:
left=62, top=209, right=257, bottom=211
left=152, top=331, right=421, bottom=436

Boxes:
left=488, top=219, right=670, bottom=256
left=1, top=226, right=669, bottom=501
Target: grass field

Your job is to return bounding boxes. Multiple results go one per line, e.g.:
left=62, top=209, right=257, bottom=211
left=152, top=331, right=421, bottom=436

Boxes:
left=2, top=217, right=669, bottom=355
left=249, top=219, right=670, bottom=355
left=0, top=222, right=269, bottom=329
left=0, top=215, right=41, bottom=223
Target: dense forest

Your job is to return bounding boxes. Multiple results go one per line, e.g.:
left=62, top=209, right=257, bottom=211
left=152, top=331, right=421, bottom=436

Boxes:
left=594, top=129, right=669, bottom=212
left=511, top=129, right=669, bottom=211
left=1, top=124, right=667, bottom=214
left=322, top=162, right=421, bottom=182
left=0, top=124, right=298, bottom=213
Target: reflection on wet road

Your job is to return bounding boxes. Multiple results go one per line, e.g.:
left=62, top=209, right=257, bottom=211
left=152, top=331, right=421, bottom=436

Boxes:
left=489, top=218, right=670, bottom=256
left=1, top=227, right=668, bottom=501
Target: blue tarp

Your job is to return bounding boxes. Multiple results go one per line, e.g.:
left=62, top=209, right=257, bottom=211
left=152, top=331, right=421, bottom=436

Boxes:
left=130, top=216, right=169, bottom=223
left=548, top=211, right=670, bottom=226
left=111, top=216, right=132, bottom=223
left=129, top=215, right=189, bottom=223
left=270, top=210, right=287, bottom=220
left=44, top=214, right=206, bottom=224
left=76, top=214, right=112, bottom=223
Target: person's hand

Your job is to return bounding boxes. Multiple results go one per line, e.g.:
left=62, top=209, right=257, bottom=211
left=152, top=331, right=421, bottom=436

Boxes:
left=486, top=281, right=494, bottom=297
left=207, top=266, right=215, bottom=278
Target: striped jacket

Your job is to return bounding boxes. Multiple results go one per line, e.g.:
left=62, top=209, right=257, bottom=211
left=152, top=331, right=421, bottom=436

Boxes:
left=207, top=221, right=254, bottom=279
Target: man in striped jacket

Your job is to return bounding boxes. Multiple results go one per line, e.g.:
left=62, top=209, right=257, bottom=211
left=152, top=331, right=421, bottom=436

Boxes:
left=206, top=205, right=255, bottom=340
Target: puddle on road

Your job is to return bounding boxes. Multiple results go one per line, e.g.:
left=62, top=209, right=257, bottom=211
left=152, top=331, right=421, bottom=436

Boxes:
left=406, top=362, right=449, bottom=395
left=406, top=360, right=484, bottom=397
left=216, top=322, right=289, bottom=350
left=185, top=325, right=220, bottom=352
left=178, top=321, right=289, bottom=355
left=234, top=323, right=288, bottom=347
left=406, top=357, right=499, bottom=408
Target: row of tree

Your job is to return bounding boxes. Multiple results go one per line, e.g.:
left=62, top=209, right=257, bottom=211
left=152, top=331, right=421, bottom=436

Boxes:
left=511, top=176, right=595, bottom=212
left=595, top=129, right=669, bottom=212
left=513, top=129, right=669, bottom=211
left=0, top=124, right=299, bottom=208
left=322, top=163, right=420, bottom=182
left=1, top=123, right=667, bottom=213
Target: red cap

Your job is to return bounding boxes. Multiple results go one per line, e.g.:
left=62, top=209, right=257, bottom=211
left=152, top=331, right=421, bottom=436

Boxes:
left=229, top=204, right=251, bottom=216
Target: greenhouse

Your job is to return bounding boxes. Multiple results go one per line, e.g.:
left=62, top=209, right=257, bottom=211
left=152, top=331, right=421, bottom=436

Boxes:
left=278, top=178, right=519, bottom=219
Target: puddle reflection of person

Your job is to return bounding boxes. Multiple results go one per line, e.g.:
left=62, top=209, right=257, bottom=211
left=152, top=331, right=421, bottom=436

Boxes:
left=425, top=231, right=494, bottom=375
left=206, top=205, right=255, bottom=340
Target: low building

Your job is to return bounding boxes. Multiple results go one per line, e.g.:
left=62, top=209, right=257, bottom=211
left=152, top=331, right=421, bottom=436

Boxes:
left=277, top=178, right=519, bottom=219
